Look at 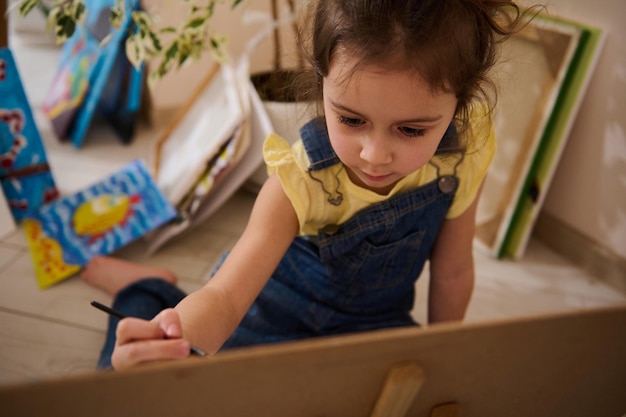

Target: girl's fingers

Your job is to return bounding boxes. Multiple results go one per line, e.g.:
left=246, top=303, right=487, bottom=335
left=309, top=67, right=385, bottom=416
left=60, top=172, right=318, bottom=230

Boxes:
left=112, top=338, right=190, bottom=369
left=153, top=308, right=184, bottom=339
left=114, top=308, right=182, bottom=345
left=114, top=317, right=165, bottom=345
left=112, top=308, right=190, bottom=370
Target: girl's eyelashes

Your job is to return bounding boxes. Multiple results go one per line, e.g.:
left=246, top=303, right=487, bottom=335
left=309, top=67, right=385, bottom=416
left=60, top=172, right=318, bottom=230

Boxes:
left=398, top=126, right=427, bottom=137
left=337, top=114, right=427, bottom=137
left=337, top=115, right=364, bottom=127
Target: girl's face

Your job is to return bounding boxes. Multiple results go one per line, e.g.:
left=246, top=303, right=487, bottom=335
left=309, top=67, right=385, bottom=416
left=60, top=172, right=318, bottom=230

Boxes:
left=323, top=55, right=458, bottom=195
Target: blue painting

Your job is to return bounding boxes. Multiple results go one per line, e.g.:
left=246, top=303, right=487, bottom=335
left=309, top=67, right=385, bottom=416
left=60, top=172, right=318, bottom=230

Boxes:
left=0, top=48, right=59, bottom=222
left=23, top=159, right=177, bottom=288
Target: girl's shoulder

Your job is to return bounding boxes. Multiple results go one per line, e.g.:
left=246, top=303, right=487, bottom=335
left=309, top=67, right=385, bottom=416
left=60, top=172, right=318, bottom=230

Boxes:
left=440, top=105, right=496, bottom=218
left=263, top=133, right=318, bottom=234
left=264, top=133, right=311, bottom=172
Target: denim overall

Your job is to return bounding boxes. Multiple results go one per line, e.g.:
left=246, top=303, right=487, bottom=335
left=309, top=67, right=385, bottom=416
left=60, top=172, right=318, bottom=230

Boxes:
left=98, top=118, right=458, bottom=367
left=221, top=118, right=459, bottom=348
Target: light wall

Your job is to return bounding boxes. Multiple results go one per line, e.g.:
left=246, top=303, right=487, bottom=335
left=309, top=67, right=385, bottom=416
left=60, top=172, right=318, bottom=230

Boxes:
left=537, top=0, right=626, bottom=259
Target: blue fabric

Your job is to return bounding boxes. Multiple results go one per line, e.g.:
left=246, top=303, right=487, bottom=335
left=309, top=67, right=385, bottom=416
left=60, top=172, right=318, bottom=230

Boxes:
left=100, top=117, right=458, bottom=367
left=223, top=118, right=457, bottom=348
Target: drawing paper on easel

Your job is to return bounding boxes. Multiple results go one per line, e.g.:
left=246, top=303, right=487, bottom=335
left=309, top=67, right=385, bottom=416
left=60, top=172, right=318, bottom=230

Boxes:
left=23, top=159, right=177, bottom=288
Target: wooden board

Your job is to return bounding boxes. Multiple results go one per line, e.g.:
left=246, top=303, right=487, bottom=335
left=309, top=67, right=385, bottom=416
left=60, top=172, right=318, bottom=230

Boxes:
left=1, top=306, right=624, bottom=417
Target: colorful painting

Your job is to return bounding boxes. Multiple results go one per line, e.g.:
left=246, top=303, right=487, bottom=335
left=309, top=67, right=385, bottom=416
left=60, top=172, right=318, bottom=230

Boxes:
left=42, top=33, right=97, bottom=141
left=23, top=159, right=177, bottom=288
left=0, top=48, right=59, bottom=222
left=43, top=0, right=143, bottom=147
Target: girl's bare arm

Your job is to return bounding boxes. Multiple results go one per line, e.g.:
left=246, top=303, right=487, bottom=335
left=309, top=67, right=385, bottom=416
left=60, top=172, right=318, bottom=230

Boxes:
left=427, top=182, right=483, bottom=324
left=111, top=174, right=299, bottom=368
left=176, top=173, right=300, bottom=353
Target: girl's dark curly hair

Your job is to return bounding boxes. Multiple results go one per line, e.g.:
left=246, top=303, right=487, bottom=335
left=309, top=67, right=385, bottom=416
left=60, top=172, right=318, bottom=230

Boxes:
left=294, top=0, right=541, bottom=152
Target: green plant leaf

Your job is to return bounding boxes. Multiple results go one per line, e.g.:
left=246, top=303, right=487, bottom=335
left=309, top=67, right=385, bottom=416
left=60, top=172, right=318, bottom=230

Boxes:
left=110, top=8, right=123, bottom=28
left=55, top=15, right=76, bottom=40
left=185, top=17, right=206, bottom=29
left=125, top=36, right=144, bottom=69
left=164, top=40, right=179, bottom=62
left=73, top=1, right=86, bottom=22
left=18, top=0, right=39, bottom=17
left=132, top=10, right=152, bottom=28
left=149, top=31, right=162, bottom=52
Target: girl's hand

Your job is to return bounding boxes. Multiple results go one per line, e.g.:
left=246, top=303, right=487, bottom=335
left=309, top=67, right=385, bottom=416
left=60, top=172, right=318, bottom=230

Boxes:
left=111, top=308, right=191, bottom=370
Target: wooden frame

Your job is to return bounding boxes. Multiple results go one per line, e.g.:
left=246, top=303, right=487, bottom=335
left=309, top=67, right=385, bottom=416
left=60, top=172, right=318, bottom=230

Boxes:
left=475, top=16, right=605, bottom=258
left=1, top=306, right=624, bottom=416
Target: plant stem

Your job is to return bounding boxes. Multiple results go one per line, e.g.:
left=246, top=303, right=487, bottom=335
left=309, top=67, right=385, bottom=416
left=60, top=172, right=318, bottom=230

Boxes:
left=271, top=0, right=280, bottom=70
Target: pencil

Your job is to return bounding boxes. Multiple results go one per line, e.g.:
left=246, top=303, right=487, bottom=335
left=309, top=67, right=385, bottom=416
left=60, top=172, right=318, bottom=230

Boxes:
left=90, top=301, right=207, bottom=356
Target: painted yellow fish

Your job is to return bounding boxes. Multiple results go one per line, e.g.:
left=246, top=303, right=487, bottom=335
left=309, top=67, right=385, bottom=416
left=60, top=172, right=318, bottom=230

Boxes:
left=73, top=193, right=140, bottom=241
left=23, top=219, right=81, bottom=289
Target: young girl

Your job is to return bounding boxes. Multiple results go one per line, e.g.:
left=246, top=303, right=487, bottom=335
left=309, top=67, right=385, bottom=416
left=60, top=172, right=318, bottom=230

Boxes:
left=84, top=0, right=535, bottom=370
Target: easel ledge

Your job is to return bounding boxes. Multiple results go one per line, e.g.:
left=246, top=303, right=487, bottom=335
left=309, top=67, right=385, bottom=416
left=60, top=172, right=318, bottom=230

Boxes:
left=1, top=306, right=625, bottom=417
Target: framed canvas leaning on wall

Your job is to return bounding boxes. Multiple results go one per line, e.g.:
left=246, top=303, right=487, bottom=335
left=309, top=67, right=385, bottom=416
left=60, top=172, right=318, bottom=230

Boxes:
left=474, top=15, right=605, bottom=259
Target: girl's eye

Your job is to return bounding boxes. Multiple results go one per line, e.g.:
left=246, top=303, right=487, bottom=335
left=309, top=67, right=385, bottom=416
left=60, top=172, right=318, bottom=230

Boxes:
left=398, top=126, right=426, bottom=137
left=338, top=115, right=364, bottom=128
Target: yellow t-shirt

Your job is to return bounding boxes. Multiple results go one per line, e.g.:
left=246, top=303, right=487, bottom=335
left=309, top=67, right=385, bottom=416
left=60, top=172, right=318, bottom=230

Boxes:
left=264, top=110, right=495, bottom=236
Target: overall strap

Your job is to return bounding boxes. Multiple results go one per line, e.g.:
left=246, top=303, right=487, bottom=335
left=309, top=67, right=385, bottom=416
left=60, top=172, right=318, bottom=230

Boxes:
left=299, top=117, right=340, bottom=171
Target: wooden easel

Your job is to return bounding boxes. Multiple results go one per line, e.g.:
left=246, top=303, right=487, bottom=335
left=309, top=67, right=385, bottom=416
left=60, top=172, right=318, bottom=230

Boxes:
left=1, top=305, right=625, bottom=417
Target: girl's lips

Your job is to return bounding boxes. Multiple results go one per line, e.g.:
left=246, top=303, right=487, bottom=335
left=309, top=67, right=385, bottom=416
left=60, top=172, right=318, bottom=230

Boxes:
left=362, top=171, right=392, bottom=182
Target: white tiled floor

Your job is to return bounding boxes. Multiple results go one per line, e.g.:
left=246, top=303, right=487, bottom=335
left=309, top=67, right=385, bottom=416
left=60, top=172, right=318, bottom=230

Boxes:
left=1, top=26, right=625, bottom=387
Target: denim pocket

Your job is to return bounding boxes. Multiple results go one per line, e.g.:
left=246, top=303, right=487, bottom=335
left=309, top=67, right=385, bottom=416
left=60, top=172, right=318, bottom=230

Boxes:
left=325, top=229, right=426, bottom=291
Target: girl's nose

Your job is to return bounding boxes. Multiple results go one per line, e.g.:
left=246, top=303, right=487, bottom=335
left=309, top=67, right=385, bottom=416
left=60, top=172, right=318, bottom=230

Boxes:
left=360, top=135, right=392, bottom=166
